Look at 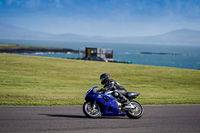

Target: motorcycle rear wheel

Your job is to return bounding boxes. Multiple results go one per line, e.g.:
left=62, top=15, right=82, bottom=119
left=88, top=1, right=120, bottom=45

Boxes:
left=83, top=101, right=102, bottom=118
left=125, top=100, right=143, bottom=119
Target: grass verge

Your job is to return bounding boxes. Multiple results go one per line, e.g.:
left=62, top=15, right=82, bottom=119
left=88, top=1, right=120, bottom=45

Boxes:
left=0, top=53, right=200, bottom=105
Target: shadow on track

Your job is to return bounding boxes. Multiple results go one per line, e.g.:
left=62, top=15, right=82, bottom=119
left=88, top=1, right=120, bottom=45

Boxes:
left=40, top=114, right=87, bottom=118
left=39, top=114, right=128, bottom=119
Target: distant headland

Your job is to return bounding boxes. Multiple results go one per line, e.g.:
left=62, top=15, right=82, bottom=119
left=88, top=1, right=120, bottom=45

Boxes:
left=0, top=44, right=79, bottom=53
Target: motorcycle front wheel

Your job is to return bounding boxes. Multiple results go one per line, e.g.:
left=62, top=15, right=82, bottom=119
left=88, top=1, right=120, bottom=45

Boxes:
left=125, top=100, right=143, bottom=119
left=83, top=101, right=102, bottom=118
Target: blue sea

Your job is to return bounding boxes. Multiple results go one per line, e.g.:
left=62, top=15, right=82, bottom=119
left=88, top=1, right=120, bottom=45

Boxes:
left=0, top=39, right=200, bottom=70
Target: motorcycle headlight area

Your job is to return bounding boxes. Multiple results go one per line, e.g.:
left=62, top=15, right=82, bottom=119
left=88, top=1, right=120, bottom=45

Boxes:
left=86, top=88, right=92, bottom=95
left=85, top=87, right=95, bottom=96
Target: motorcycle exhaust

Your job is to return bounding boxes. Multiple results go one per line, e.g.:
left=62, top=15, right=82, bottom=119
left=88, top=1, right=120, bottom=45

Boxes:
left=123, top=104, right=136, bottom=110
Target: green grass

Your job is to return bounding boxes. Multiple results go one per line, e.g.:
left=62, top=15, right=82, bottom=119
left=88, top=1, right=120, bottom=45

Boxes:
left=0, top=53, right=200, bottom=105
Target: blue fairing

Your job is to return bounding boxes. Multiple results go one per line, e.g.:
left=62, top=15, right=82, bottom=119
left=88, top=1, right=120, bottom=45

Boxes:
left=85, top=86, right=126, bottom=116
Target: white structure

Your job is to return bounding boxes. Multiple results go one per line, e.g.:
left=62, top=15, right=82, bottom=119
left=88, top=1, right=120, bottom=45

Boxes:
left=84, top=47, right=114, bottom=62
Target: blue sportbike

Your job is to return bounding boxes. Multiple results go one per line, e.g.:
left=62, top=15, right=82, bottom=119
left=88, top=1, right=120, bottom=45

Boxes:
left=83, top=86, right=143, bottom=119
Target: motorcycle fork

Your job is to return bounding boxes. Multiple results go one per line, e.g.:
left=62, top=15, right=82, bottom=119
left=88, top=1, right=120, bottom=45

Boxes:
left=90, top=100, right=96, bottom=110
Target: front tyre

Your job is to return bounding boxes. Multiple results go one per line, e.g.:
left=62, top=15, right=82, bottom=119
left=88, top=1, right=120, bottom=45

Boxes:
left=83, top=101, right=102, bottom=118
left=125, top=100, right=143, bottom=119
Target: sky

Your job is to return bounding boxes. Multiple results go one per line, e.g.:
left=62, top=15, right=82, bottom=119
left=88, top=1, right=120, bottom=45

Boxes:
left=0, top=0, right=200, bottom=37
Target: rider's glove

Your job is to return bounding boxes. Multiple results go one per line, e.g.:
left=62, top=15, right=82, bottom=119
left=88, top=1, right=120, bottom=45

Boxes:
left=96, top=89, right=101, bottom=93
left=97, top=88, right=104, bottom=93
left=98, top=87, right=107, bottom=93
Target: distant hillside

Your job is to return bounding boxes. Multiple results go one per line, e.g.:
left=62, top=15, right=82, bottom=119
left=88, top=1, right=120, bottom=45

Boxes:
left=0, top=22, right=200, bottom=45
left=150, top=29, right=200, bottom=45
left=0, top=22, right=57, bottom=40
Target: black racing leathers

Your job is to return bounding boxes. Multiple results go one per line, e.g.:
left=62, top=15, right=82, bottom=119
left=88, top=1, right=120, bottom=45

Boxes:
left=100, top=79, right=130, bottom=105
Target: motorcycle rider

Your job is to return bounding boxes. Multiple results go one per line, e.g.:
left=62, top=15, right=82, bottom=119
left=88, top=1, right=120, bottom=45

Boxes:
left=99, top=73, right=132, bottom=107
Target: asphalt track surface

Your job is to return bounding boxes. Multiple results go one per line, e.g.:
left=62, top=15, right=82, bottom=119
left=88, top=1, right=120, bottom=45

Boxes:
left=0, top=105, right=200, bottom=133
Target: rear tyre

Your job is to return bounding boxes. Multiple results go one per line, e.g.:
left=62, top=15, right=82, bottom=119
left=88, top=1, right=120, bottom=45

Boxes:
left=125, top=100, right=143, bottom=119
left=83, top=101, right=102, bottom=118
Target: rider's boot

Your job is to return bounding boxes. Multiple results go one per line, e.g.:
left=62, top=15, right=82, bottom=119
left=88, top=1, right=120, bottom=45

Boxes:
left=120, top=95, right=135, bottom=109
left=119, top=95, right=131, bottom=107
